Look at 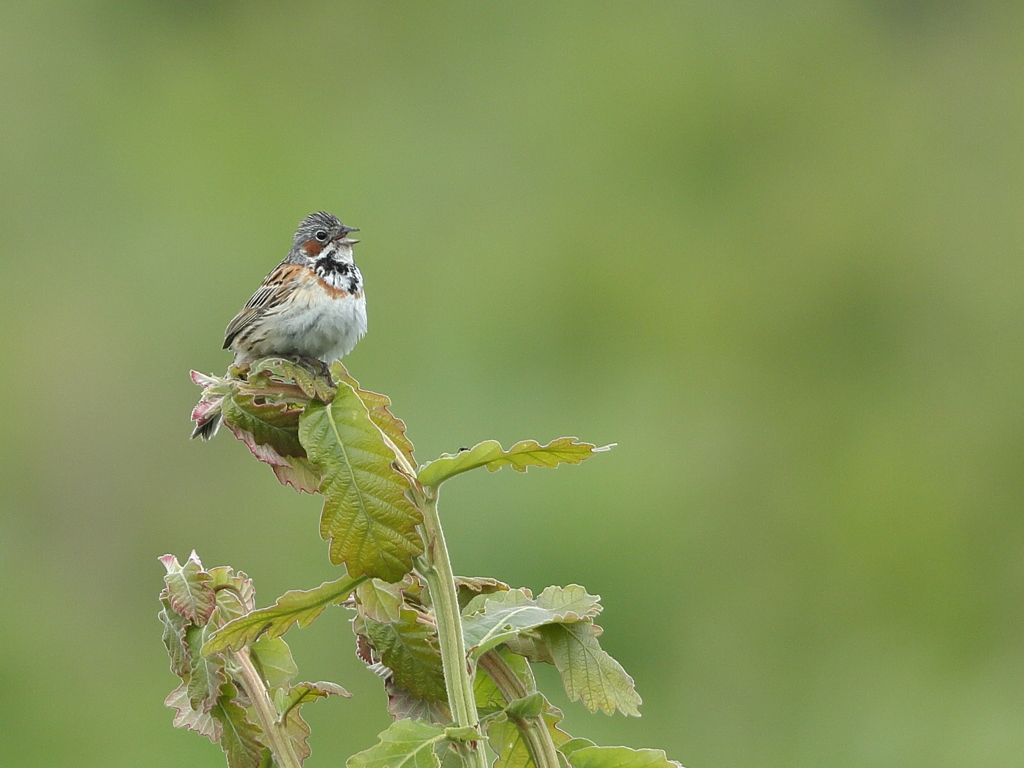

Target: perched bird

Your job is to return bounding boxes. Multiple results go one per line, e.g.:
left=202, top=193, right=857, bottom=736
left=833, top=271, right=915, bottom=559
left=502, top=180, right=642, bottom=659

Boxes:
left=191, top=211, right=367, bottom=440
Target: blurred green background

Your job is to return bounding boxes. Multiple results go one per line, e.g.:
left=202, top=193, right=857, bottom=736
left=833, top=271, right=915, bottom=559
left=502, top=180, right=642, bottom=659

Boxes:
left=2, top=1, right=1024, bottom=766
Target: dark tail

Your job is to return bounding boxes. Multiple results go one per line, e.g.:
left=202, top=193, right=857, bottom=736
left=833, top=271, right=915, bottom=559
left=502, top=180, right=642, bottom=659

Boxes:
left=191, top=413, right=222, bottom=441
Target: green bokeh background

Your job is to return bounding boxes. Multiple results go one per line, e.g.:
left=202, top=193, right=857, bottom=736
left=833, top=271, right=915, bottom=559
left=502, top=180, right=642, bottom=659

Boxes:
left=3, top=2, right=1024, bottom=766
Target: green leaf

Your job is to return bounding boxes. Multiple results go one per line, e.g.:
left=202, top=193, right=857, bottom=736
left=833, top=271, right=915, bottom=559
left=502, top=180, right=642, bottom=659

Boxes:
left=300, top=381, right=423, bottom=581
left=276, top=681, right=351, bottom=718
left=208, top=566, right=256, bottom=624
left=186, top=624, right=226, bottom=713
left=534, top=586, right=603, bottom=622
left=357, top=578, right=405, bottom=623
left=165, top=681, right=221, bottom=742
left=347, top=719, right=445, bottom=768
left=205, top=574, right=365, bottom=654
left=455, top=576, right=510, bottom=611
left=333, top=363, right=416, bottom=466
left=558, top=740, right=596, bottom=758
left=487, top=699, right=571, bottom=768
left=566, top=746, right=682, bottom=768
left=384, top=678, right=451, bottom=725
left=538, top=623, right=641, bottom=716
left=250, top=635, right=298, bottom=689
left=159, top=602, right=190, bottom=677
left=505, top=693, right=545, bottom=720
left=211, top=682, right=266, bottom=768
left=475, top=649, right=536, bottom=716
left=275, top=681, right=352, bottom=764
left=417, top=438, right=612, bottom=487
left=361, top=609, right=447, bottom=702
left=462, top=587, right=603, bottom=661
left=249, top=357, right=337, bottom=402
left=272, top=456, right=322, bottom=494
left=222, top=392, right=305, bottom=459
left=160, top=552, right=216, bottom=625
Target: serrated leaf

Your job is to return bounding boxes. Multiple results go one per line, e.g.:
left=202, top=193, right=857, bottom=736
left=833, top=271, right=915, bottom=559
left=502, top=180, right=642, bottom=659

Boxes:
left=357, top=578, right=405, bottom=623
left=333, top=363, right=416, bottom=466
left=222, top=392, right=305, bottom=459
left=186, top=624, right=226, bottom=713
left=278, top=681, right=352, bottom=715
left=455, top=576, right=510, bottom=611
left=300, top=382, right=423, bottom=581
left=211, top=682, right=265, bottom=768
left=503, top=633, right=556, bottom=666
left=272, top=456, right=322, bottom=494
left=566, top=746, right=682, bottom=768
left=347, top=719, right=445, bottom=768
left=558, top=740, right=596, bottom=758
left=159, top=602, right=190, bottom=677
left=250, top=635, right=298, bottom=689
left=161, top=552, right=216, bottom=625
left=384, top=678, right=452, bottom=725
left=208, top=566, right=256, bottom=623
left=538, top=623, right=641, bottom=716
left=249, top=357, right=337, bottom=402
left=275, top=681, right=352, bottom=764
left=205, top=574, right=365, bottom=654
left=462, top=587, right=603, bottom=661
left=487, top=700, right=572, bottom=768
left=165, top=681, right=222, bottom=742
left=362, top=609, right=447, bottom=702
left=534, top=586, right=603, bottom=622
left=417, top=438, right=611, bottom=487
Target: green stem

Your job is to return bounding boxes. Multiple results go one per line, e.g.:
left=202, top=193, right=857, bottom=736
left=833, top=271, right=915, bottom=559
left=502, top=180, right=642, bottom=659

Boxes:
left=415, top=485, right=488, bottom=768
left=234, top=646, right=302, bottom=768
left=478, top=650, right=561, bottom=768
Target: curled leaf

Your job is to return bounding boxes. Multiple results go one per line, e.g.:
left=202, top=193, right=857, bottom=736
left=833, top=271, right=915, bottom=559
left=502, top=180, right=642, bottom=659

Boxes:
left=418, top=438, right=612, bottom=487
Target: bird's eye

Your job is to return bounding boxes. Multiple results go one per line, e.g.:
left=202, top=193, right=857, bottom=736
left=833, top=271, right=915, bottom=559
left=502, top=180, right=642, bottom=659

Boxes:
left=315, top=230, right=329, bottom=242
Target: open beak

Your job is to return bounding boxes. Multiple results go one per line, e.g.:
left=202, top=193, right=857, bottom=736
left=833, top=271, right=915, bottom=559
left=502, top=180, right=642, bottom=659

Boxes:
left=334, top=225, right=359, bottom=245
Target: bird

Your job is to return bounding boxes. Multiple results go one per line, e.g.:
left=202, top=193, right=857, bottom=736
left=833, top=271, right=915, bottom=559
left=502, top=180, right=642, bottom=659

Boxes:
left=191, top=211, right=367, bottom=440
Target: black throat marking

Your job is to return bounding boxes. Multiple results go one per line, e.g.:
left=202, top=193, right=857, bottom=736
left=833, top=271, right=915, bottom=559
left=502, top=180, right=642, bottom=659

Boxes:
left=314, top=257, right=361, bottom=294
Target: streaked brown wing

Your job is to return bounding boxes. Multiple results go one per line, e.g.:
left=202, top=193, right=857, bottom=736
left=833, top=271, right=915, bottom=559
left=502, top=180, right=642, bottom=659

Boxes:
left=223, top=262, right=306, bottom=349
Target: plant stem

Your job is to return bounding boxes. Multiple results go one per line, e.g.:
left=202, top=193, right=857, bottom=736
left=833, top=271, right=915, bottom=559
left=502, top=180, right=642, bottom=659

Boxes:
left=478, top=650, right=562, bottom=768
left=234, top=646, right=302, bottom=768
left=415, top=485, right=488, bottom=768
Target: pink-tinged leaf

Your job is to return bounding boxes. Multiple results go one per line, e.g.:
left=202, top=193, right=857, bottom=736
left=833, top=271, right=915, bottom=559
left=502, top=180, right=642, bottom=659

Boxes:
left=166, top=682, right=222, bottom=742
left=161, top=552, right=216, bottom=625
left=191, top=396, right=224, bottom=424
left=225, top=422, right=291, bottom=467
left=191, top=370, right=223, bottom=388
left=272, top=456, right=322, bottom=494
left=222, top=393, right=304, bottom=459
